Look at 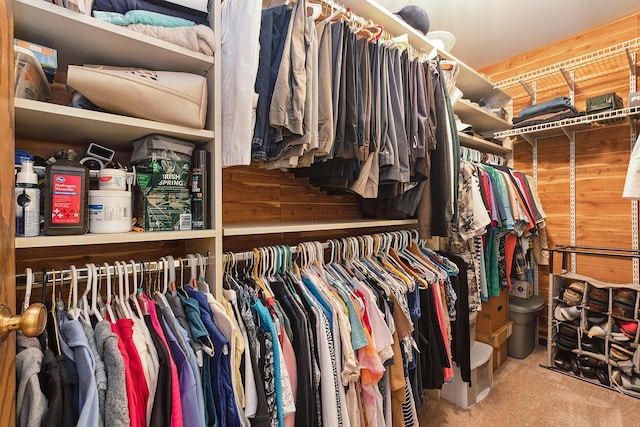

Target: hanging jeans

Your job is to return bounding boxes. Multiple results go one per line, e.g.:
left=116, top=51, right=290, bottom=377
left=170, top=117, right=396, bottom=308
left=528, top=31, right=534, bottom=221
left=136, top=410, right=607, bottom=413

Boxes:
left=251, top=4, right=292, bottom=161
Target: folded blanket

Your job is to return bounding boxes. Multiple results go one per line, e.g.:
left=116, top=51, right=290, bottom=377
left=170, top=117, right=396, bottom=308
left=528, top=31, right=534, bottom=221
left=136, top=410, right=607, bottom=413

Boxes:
left=127, top=23, right=214, bottom=55
left=94, top=0, right=209, bottom=24
left=94, top=9, right=195, bottom=26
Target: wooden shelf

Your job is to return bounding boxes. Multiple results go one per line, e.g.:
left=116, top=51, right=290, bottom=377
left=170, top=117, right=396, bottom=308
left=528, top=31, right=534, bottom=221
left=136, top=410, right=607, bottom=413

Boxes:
left=16, top=229, right=216, bottom=249
left=13, top=0, right=213, bottom=74
left=15, top=98, right=214, bottom=148
left=223, top=219, right=419, bottom=236
left=458, top=132, right=510, bottom=155
left=454, top=99, right=511, bottom=134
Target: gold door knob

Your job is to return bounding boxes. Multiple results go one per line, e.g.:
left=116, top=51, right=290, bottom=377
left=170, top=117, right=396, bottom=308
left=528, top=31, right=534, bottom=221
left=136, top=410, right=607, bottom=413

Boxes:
left=0, top=303, right=47, bottom=342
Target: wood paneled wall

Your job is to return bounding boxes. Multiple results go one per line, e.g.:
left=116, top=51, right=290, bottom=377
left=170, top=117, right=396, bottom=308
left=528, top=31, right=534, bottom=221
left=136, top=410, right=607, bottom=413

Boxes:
left=481, top=13, right=640, bottom=338
left=223, top=164, right=363, bottom=225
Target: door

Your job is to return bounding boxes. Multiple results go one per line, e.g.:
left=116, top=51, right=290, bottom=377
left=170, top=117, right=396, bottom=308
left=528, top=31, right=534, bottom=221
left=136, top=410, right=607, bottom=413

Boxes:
left=0, top=0, right=16, bottom=424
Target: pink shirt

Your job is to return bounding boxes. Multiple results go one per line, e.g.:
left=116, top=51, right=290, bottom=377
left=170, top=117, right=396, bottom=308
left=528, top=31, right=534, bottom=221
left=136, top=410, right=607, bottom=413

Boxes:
left=111, top=321, right=146, bottom=427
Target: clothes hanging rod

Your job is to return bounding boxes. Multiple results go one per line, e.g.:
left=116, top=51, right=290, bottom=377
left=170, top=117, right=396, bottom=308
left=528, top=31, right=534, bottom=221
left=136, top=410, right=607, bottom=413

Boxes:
left=227, top=243, right=331, bottom=262
left=224, top=229, right=421, bottom=262
left=550, top=246, right=640, bottom=258
left=15, top=254, right=214, bottom=285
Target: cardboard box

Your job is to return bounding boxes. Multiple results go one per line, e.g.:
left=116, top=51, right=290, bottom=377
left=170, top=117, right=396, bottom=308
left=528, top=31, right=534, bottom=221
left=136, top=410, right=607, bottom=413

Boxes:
left=477, top=289, right=509, bottom=334
left=477, top=320, right=513, bottom=371
left=510, top=280, right=534, bottom=299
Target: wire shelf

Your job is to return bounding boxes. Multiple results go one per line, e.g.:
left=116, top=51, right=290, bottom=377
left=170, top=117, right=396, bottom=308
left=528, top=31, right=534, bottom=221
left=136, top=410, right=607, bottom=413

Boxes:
left=494, top=106, right=640, bottom=140
left=495, top=38, right=640, bottom=100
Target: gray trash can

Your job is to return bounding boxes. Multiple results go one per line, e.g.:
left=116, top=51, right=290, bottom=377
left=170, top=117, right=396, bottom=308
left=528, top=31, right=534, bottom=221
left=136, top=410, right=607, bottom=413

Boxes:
left=508, top=295, right=545, bottom=359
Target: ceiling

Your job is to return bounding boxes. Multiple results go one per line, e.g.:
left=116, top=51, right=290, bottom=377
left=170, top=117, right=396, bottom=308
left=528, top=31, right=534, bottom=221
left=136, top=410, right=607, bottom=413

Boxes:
left=375, top=0, right=640, bottom=70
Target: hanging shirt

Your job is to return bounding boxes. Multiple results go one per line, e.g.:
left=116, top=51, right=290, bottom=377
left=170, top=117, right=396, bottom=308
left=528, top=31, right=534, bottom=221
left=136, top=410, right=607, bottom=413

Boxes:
left=16, top=334, right=48, bottom=427
left=117, top=318, right=150, bottom=427
left=111, top=320, right=146, bottom=427
left=94, top=321, right=130, bottom=427
left=147, top=297, right=184, bottom=427
left=179, top=292, right=219, bottom=427
left=39, top=348, right=63, bottom=427
left=129, top=314, right=160, bottom=426
left=220, top=0, right=262, bottom=166
left=60, top=319, right=100, bottom=427
left=79, top=318, right=107, bottom=427
left=185, top=287, right=241, bottom=427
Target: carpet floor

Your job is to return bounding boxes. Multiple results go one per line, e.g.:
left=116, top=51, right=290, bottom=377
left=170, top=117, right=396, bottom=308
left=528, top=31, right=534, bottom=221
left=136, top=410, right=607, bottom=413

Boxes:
left=417, top=344, right=638, bottom=426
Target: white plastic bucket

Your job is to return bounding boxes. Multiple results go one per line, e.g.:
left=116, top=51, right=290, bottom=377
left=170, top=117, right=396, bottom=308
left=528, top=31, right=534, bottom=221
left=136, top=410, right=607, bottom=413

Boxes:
left=98, top=168, right=127, bottom=191
left=89, top=190, right=132, bottom=233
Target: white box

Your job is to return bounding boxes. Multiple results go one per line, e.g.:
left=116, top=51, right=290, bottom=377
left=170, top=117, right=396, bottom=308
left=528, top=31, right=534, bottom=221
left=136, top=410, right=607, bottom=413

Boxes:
left=510, top=280, right=533, bottom=299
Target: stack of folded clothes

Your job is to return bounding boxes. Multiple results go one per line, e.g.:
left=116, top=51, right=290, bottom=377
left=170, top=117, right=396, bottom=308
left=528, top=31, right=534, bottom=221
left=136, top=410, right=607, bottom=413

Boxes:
left=586, top=287, right=609, bottom=313
left=562, top=281, right=586, bottom=306
left=612, top=288, right=637, bottom=319
left=512, top=96, right=582, bottom=128
left=92, top=0, right=215, bottom=55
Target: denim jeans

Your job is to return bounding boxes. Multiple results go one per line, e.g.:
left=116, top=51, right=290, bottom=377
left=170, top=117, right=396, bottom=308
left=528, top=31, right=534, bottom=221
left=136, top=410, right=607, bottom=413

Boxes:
left=251, top=5, right=291, bottom=161
left=517, top=96, right=576, bottom=120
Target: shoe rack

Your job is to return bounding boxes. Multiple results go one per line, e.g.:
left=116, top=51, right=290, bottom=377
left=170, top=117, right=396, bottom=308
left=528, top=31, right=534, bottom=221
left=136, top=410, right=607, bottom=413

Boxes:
left=547, top=245, right=640, bottom=398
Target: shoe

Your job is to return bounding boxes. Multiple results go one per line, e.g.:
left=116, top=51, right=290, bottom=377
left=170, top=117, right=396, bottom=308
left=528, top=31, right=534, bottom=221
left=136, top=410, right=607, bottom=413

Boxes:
left=580, top=365, right=596, bottom=378
left=620, top=374, right=640, bottom=392
left=555, top=304, right=581, bottom=321
left=577, top=354, right=606, bottom=368
left=617, top=359, right=634, bottom=376
left=581, top=341, right=599, bottom=354
left=595, top=369, right=610, bottom=386
left=570, top=357, right=580, bottom=376
left=587, top=323, right=607, bottom=338
left=554, top=353, right=571, bottom=371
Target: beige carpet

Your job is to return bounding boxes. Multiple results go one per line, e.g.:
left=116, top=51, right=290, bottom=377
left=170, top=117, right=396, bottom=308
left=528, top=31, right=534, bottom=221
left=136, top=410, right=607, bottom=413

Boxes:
left=417, top=345, right=637, bottom=426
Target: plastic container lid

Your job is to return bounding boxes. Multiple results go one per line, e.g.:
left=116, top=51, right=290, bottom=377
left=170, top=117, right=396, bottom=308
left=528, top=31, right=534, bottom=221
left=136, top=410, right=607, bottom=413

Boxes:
left=470, top=341, right=493, bottom=369
left=509, top=295, right=545, bottom=313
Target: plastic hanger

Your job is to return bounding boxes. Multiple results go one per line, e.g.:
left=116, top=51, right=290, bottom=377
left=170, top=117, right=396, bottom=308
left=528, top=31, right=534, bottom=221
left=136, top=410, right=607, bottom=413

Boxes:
left=114, top=261, right=131, bottom=319
left=68, top=265, right=80, bottom=320
left=322, top=2, right=343, bottom=23
left=161, top=257, right=169, bottom=294
left=80, top=263, right=93, bottom=323
left=129, top=260, right=145, bottom=318
left=196, top=253, right=211, bottom=293
left=22, top=267, right=34, bottom=314
left=308, top=3, right=322, bottom=21
left=187, top=254, right=198, bottom=288
left=90, top=264, right=104, bottom=322
left=104, top=262, right=116, bottom=322
left=166, top=255, right=177, bottom=292
left=49, top=269, right=61, bottom=355
left=155, top=257, right=170, bottom=307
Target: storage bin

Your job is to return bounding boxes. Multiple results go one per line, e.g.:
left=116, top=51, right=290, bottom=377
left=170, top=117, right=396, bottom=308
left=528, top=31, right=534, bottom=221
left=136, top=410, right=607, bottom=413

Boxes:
left=477, top=320, right=513, bottom=371
left=440, top=341, right=493, bottom=408
left=508, top=295, right=545, bottom=359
